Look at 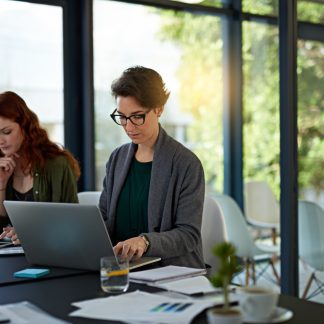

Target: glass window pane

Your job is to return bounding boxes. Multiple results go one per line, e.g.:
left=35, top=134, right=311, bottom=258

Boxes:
left=243, top=21, right=280, bottom=200
left=243, top=0, right=278, bottom=16
left=298, top=0, right=324, bottom=24
left=169, top=0, right=223, bottom=7
left=298, top=39, right=324, bottom=209
left=297, top=38, right=324, bottom=301
left=242, top=20, right=282, bottom=292
left=0, top=1, right=64, bottom=144
left=94, top=0, right=223, bottom=192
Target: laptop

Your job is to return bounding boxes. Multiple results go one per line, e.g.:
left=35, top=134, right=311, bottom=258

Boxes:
left=3, top=201, right=161, bottom=271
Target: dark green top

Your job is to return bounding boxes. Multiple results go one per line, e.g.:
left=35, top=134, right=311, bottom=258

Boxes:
left=0, top=155, right=78, bottom=227
left=12, top=187, right=34, bottom=202
left=114, top=157, right=152, bottom=244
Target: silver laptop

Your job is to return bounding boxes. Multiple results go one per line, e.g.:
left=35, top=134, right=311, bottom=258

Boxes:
left=3, top=201, right=161, bottom=271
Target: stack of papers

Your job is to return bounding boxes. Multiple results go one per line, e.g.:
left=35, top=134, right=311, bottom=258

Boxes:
left=0, top=301, right=70, bottom=323
left=0, top=246, right=24, bottom=255
left=129, top=265, right=207, bottom=284
left=70, top=290, right=215, bottom=324
left=154, top=275, right=219, bottom=295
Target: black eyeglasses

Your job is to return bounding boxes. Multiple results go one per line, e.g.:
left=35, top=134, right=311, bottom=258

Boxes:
left=110, top=109, right=148, bottom=126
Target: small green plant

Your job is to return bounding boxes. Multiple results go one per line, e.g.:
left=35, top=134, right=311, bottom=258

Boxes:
left=210, top=242, right=240, bottom=312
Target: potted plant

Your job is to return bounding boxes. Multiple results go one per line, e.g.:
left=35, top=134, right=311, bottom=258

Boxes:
left=207, top=242, right=242, bottom=324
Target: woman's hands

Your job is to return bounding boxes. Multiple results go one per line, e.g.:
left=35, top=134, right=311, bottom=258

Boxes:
left=0, top=226, right=20, bottom=245
left=113, top=236, right=147, bottom=261
left=0, top=153, right=19, bottom=187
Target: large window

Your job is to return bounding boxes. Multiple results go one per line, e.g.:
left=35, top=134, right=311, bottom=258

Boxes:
left=242, top=21, right=280, bottom=199
left=0, top=1, right=64, bottom=144
left=93, top=0, right=223, bottom=191
left=298, top=39, right=324, bottom=208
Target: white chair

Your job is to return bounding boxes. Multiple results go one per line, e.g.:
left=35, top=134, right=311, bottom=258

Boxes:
left=213, top=194, right=280, bottom=286
left=77, top=191, right=101, bottom=205
left=298, top=200, right=324, bottom=299
left=201, top=195, right=227, bottom=275
left=244, top=181, right=280, bottom=245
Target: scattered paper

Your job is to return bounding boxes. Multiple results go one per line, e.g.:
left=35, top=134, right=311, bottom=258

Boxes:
left=70, top=290, right=215, bottom=324
left=152, top=275, right=218, bottom=295
left=129, top=265, right=207, bottom=284
left=0, top=301, right=70, bottom=324
left=0, top=246, right=24, bottom=255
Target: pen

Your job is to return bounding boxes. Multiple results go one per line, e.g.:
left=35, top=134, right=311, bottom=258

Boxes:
left=190, top=287, right=236, bottom=297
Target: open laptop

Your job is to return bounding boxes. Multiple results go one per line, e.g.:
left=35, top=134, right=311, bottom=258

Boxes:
left=3, top=201, right=161, bottom=271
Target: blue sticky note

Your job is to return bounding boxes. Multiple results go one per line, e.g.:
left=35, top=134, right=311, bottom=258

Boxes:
left=14, top=268, right=50, bottom=278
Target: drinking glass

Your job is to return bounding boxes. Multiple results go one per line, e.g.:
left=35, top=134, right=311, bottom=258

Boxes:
left=100, top=256, right=129, bottom=293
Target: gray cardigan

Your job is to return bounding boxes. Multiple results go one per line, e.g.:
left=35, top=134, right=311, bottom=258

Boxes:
left=99, top=126, right=205, bottom=269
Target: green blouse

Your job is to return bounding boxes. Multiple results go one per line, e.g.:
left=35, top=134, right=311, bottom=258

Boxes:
left=114, top=157, right=152, bottom=244
left=0, top=155, right=78, bottom=227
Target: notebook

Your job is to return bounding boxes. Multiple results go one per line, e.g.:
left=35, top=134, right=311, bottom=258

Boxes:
left=3, top=201, right=161, bottom=271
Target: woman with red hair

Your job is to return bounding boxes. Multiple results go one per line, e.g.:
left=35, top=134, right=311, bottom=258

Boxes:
left=0, top=91, right=80, bottom=244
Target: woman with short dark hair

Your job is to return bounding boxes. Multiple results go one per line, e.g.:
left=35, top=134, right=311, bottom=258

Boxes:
left=100, top=66, right=205, bottom=269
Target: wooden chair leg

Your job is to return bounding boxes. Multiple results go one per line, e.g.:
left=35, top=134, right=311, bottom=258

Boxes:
left=271, top=254, right=279, bottom=265
left=245, top=260, right=250, bottom=286
left=271, top=228, right=277, bottom=245
left=251, top=261, right=256, bottom=285
left=302, top=272, right=316, bottom=299
left=270, top=259, right=281, bottom=285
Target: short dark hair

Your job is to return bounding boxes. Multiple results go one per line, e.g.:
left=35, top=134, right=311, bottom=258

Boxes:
left=111, top=66, right=170, bottom=109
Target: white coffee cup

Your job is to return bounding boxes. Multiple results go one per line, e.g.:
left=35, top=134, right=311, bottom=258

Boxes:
left=238, top=286, right=278, bottom=322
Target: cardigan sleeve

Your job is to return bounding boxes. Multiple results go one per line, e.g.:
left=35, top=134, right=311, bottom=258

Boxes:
left=144, top=157, right=205, bottom=260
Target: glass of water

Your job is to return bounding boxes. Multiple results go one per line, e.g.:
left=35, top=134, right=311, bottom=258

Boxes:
left=100, top=256, right=129, bottom=293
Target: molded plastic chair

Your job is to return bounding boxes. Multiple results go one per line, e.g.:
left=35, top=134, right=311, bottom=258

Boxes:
left=298, top=200, right=324, bottom=299
left=244, top=181, right=280, bottom=244
left=213, top=194, right=280, bottom=286
left=201, top=195, right=227, bottom=274
left=77, top=191, right=101, bottom=205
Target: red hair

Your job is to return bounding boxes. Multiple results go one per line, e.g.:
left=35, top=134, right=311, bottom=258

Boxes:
left=0, top=91, right=80, bottom=179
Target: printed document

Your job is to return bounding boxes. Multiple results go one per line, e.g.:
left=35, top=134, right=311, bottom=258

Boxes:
left=70, top=290, right=214, bottom=324
left=153, top=275, right=218, bottom=295
left=0, top=301, right=70, bottom=324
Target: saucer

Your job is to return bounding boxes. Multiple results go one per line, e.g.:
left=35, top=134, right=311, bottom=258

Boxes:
left=243, top=306, right=293, bottom=323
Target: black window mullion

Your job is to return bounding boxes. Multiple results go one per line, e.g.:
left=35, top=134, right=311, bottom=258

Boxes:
left=63, top=0, right=95, bottom=191
left=279, top=0, right=299, bottom=297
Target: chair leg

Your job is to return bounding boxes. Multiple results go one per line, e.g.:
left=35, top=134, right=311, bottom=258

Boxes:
left=251, top=261, right=256, bottom=285
left=245, top=260, right=250, bottom=286
left=271, top=228, right=277, bottom=245
left=302, top=272, right=316, bottom=299
left=270, top=258, right=281, bottom=285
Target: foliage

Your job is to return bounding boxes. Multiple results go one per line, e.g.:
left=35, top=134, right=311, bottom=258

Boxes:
left=243, top=0, right=278, bottom=16
left=157, top=6, right=324, bottom=201
left=209, top=242, right=240, bottom=312
left=158, top=10, right=224, bottom=192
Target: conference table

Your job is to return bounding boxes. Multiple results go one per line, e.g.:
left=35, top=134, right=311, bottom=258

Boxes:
left=1, top=254, right=324, bottom=323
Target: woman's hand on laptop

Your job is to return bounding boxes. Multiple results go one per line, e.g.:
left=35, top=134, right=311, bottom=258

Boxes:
left=113, top=237, right=147, bottom=261
left=0, top=226, right=20, bottom=245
